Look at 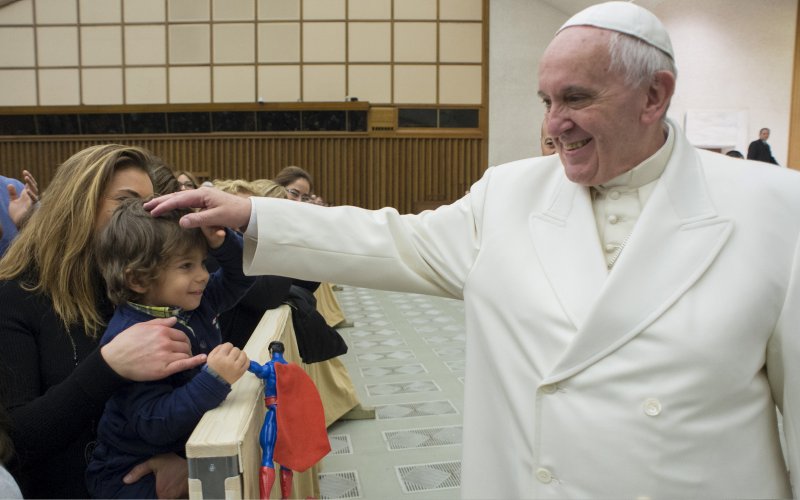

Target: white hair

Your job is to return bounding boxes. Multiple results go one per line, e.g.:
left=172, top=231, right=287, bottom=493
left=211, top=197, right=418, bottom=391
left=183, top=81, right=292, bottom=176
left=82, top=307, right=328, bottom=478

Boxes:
left=608, top=32, right=677, bottom=89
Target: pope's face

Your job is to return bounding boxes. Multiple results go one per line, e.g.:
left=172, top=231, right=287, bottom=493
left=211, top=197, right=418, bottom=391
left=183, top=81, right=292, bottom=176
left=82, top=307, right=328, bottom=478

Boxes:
left=538, top=27, right=652, bottom=186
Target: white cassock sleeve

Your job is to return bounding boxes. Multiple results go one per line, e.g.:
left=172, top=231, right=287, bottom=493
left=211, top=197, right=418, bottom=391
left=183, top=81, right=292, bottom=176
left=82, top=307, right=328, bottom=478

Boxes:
left=242, top=171, right=493, bottom=300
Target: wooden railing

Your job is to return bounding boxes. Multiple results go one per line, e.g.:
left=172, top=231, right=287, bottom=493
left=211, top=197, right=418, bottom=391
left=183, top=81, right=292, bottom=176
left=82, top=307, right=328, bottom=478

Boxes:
left=0, top=134, right=485, bottom=213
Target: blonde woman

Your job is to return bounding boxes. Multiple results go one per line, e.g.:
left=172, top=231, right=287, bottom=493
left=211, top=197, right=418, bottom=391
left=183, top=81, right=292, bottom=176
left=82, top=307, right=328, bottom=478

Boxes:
left=0, top=145, right=206, bottom=498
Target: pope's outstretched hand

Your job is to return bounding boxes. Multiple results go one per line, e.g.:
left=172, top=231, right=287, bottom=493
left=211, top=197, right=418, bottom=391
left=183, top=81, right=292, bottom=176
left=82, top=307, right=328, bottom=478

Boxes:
left=144, top=187, right=252, bottom=230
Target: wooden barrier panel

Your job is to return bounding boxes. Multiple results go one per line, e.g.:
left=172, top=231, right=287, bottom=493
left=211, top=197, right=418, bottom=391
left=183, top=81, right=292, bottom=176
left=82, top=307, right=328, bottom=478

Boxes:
left=186, top=304, right=362, bottom=499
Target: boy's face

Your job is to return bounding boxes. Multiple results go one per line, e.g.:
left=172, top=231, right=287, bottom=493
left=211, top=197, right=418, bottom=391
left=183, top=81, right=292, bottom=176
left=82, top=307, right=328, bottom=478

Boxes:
left=140, top=247, right=209, bottom=311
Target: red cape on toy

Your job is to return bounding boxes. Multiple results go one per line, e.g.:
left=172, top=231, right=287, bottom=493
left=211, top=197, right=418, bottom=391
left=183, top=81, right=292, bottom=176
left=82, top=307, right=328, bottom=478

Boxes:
left=273, top=362, right=331, bottom=472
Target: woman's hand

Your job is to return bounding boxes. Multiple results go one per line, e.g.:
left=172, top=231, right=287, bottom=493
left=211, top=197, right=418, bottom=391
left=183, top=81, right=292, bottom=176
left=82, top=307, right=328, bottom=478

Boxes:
left=123, top=452, right=189, bottom=499
left=101, top=317, right=207, bottom=381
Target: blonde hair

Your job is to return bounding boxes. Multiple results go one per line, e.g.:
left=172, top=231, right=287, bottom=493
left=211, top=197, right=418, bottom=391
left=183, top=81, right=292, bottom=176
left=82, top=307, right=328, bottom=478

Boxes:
left=250, top=179, right=287, bottom=199
left=0, top=144, right=156, bottom=337
left=213, top=179, right=257, bottom=196
left=213, top=178, right=288, bottom=199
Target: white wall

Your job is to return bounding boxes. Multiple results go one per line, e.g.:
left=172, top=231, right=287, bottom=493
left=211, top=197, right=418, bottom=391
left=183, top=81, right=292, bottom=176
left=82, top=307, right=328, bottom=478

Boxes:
left=488, top=0, right=564, bottom=166
left=489, top=0, right=797, bottom=166
left=660, top=0, right=796, bottom=164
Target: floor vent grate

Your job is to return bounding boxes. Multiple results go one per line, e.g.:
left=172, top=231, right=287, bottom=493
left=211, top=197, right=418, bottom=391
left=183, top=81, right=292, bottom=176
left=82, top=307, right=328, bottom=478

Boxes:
left=375, top=400, right=458, bottom=420
left=384, top=425, right=462, bottom=450
left=366, top=379, right=440, bottom=396
left=359, top=363, right=427, bottom=378
left=320, top=470, right=361, bottom=499
left=396, top=461, right=461, bottom=493
left=328, top=434, right=352, bottom=455
left=356, top=350, right=416, bottom=363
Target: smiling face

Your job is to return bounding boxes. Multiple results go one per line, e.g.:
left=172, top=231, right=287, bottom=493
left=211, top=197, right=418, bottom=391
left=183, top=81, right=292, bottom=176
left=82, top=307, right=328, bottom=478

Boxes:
left=138, top=247, right=209, bottom=311
left=285, top=178, right=311, bottom=202
left=538, top=28, right=661, bottom=186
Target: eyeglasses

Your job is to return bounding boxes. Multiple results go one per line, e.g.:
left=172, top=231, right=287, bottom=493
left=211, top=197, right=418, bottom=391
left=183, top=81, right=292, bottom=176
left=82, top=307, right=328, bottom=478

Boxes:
left=179, top=181, right=196, bottom=189
left=287, top=188, right=311, bottom=202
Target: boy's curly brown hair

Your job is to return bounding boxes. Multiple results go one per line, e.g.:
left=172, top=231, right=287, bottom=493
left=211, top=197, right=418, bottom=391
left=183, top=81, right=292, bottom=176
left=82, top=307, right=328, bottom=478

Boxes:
left=95, top=197, right=208, bottom=305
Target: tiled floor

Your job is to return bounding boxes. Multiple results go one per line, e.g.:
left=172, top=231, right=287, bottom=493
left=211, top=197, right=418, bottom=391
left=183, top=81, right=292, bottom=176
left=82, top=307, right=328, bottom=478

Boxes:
left=320, top=287, right=466, bottom=499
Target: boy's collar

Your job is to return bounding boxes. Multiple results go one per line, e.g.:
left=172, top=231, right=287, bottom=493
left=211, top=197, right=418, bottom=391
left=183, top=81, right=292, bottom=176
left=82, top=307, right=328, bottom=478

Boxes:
left=127, top=301, right=197, bottom=340
left=128, top=301, right=184, bottom=318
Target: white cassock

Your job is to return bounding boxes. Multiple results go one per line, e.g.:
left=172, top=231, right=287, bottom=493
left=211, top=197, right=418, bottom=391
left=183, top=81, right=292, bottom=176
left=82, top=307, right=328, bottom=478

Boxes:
left=243, top=118, right=799, bottom=499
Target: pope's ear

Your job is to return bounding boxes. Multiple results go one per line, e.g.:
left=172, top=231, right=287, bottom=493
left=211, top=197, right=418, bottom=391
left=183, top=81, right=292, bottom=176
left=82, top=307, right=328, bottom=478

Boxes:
left=125, top=269, right=149, bottom=295
left=641, top=70, right=675, bottom=125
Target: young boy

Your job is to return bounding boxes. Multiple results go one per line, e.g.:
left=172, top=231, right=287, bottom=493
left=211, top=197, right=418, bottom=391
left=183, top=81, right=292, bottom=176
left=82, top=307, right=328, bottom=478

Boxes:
left=86, top=197, right=255, bottom=498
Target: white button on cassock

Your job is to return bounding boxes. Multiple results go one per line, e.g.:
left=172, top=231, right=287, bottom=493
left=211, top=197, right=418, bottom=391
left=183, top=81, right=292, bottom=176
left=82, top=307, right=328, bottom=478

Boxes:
left=540, top=384, right=557, bottom=394
left=643, top=398, right=662, bottom=416
left=608, top=214, right=619, bottom=224
left=536, top=468, right=553, bottom=484
left=609, top=190, right=620, bottom=200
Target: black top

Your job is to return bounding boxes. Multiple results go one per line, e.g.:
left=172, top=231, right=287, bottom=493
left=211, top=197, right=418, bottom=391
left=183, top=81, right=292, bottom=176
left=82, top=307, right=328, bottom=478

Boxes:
left=206, top=256, right=292, bottom=349
left=747, top=139, right=778, bottom=164
left=0, top=276, right=125, bottom=499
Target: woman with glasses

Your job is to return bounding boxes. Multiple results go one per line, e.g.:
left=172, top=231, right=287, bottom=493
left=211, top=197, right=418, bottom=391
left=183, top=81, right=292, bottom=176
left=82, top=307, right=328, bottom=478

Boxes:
left=175, top=170, right=199, bottom=191
left=274, top=166, right=312, bottom=202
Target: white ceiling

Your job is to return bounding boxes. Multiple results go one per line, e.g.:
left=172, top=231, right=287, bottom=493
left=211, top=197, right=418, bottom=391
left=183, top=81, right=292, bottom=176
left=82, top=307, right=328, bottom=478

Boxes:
left=538, top=0, right=665, bottom=17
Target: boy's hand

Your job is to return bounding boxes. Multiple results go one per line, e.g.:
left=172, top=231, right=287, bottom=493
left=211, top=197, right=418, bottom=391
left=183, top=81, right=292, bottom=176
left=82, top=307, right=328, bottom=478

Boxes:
left=201, top=225, right=226, bottom=249
left=207, top=342, right=249, bottom=384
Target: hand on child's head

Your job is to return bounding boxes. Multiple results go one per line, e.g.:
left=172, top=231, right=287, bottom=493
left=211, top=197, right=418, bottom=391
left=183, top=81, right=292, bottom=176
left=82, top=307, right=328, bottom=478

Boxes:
left=201, top=225, right=226, bottom=249
left=207, top=342, right=249, bottom=384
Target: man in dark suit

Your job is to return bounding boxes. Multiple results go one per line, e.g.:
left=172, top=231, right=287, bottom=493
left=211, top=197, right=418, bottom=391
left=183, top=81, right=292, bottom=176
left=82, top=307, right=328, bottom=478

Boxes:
left=747, top=127, right=779, bottom=164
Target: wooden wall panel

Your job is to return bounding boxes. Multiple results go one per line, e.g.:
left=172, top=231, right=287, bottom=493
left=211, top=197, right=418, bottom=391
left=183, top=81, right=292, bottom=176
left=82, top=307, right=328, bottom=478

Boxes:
left=789, top=1, right=800, bottom=169
left=0, top=135, right=485, bottom=214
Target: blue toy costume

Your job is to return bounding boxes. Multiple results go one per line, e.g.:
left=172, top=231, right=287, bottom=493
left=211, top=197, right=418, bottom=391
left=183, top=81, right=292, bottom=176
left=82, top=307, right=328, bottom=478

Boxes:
left=249, top=341, right=329, bottom=500
left=86, top=230, right=255, bottom=499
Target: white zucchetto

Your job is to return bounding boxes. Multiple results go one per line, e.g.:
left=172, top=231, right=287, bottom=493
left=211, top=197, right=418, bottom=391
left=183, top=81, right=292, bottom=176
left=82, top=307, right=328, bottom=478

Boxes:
left=557, top=1, right=674, bottom=59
